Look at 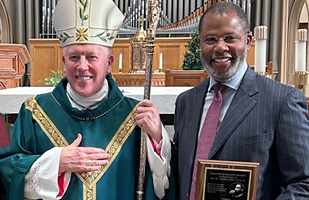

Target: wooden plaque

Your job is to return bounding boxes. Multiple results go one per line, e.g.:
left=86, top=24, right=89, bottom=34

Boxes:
left=196, top=159, right=259, bottom=200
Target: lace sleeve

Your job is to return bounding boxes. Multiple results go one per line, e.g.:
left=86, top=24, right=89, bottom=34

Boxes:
left=24, top=147, right=65, bottom=200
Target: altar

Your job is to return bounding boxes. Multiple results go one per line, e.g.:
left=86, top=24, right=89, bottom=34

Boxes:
left=0, top=86, right=192, bottom=124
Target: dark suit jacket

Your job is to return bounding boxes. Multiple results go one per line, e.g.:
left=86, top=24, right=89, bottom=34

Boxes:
left=173, top=67, right=309, bottom=200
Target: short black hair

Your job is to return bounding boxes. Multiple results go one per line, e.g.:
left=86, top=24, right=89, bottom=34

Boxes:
left=198, top=2, right=250, bottom=34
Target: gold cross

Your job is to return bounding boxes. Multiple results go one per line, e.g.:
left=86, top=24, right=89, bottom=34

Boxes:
left=138, top=15, right=147, bottom=30
left=138, top=15, right=146, bottom=23
left=76, top=28, right=89, bottom=41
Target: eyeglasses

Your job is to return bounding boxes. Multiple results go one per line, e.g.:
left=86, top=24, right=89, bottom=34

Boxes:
left=202, top=32, right=249, bottom=45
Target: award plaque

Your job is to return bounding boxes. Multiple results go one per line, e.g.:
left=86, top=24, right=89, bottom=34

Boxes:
left=195, top=159, right=259, bottom=200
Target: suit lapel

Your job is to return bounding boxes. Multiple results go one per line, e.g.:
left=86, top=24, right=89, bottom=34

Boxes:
left=209, top=68, right=259, bottom=158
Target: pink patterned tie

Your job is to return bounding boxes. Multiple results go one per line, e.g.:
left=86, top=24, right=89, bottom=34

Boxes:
left=189, top=83, right=227, bottom=200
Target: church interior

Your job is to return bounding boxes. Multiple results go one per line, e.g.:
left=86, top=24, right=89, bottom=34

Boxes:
left=0, top=0, right=308, bottom=138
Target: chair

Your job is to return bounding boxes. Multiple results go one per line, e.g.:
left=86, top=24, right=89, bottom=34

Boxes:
left=0, top=115, right=10, bottom=148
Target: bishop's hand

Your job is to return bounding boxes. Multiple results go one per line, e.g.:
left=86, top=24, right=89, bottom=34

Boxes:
left=136, top=99, right=162, bottom=143
left=58, top=133, right=110, bottom=173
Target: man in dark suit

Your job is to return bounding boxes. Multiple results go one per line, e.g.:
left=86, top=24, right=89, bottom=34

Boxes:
left=172, top=2, right=309, bottom=200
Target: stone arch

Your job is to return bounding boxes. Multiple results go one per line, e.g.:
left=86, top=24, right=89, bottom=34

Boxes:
left=0, top=0, right=12, bottom=43
left=286, top=0, right=308, bottom=79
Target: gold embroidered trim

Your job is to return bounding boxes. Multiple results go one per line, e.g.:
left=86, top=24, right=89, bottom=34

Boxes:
left=84, top=184, right=96, bottom=200
left=76, top=103, right=138, bottom=188
left=25, top=96, right=138, bottom=200
left=25, top=96, right=69, bottom=147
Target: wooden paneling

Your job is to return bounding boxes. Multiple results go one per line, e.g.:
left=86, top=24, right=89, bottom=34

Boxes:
left=0, top=44, right=31, bottom=89
left=111, top=39, right=131, bottom=74
left=29, top=39, right=64, bottom=86
left=165, top=69, right=209, bottom=86
left=29, top=38, right=255, bottom=86
left=154, top=38, right=190, bottom=71
left=112, top=37, right=191, bottom=73
left=112, top=73, right=165, bottom=86
left=247, top=40, right=255, bottom=66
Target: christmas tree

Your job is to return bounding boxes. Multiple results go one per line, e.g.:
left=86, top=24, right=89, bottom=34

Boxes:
left=182, top=28, right=204, bottom=70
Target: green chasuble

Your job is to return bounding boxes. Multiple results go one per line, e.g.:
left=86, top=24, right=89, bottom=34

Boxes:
left=0, top=75, right=174, bottom=200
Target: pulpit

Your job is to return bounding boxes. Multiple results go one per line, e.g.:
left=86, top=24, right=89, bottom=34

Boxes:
left=0, top=44, right=31, bottom=89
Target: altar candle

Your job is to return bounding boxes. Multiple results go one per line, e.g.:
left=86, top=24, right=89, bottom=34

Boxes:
left=159, top=53, right=163, bottom=69
left=254, top=26, right=267, bottom=73
left=255, top=39, right=266, bottom=73
left=294, top=29, right=307, bottom=72
left=119, top=53, right=122, bottom=70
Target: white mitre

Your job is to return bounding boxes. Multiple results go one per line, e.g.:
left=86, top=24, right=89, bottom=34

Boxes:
left=52, top=0, right=124, bottom=47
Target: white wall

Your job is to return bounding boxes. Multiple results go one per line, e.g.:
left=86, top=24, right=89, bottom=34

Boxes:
left=300, top=0, right=308, bottom=22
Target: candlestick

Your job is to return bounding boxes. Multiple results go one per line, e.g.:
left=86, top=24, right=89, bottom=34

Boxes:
left=254, top=26, right=268, bottom=74
left=119, top=53, right=122, bottom=72
left=294, top=29, right=307, bottom=72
